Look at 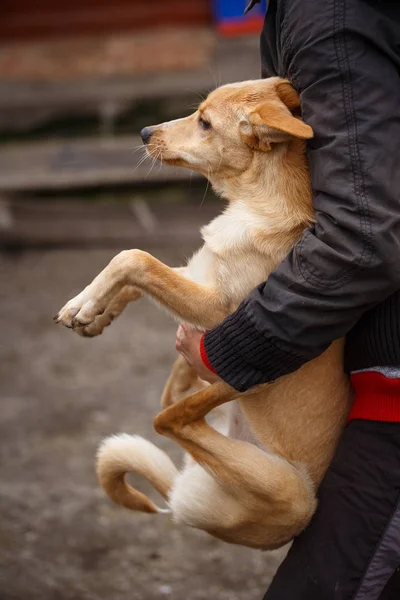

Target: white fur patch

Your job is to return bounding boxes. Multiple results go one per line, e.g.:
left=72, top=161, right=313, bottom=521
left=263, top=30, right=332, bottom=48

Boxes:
left=169, top=463, right=240, bottom=529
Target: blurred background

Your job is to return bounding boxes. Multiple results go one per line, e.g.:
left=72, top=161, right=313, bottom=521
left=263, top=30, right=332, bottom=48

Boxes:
left=0, top=1, right=288, bottom=599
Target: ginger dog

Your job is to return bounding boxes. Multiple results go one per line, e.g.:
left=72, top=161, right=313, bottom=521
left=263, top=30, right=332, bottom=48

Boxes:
left=56, top=78, right=352, bottom=550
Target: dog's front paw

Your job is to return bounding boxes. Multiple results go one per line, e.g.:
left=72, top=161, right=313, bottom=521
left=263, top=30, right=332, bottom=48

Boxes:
left=75, top=310, right=117, bottom=337
left=54, top=293, right=106, bottom=330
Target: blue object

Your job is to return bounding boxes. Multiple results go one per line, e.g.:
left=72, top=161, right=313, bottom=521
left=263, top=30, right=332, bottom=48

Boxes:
left=213, top=0, right=267, bottom=22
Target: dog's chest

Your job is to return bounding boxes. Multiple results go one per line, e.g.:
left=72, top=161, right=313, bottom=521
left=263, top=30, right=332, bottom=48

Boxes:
left=186, top=206, right=275, bottom=305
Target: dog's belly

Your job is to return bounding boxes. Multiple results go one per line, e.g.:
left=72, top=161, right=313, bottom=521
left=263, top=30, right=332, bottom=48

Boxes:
left=208, top=401, right=265, bottom=450
left=228, top=402, right=265, bottom=448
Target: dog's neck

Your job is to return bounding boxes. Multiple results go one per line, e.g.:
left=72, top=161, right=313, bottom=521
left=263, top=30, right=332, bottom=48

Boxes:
left=209, top=139, right=314, bottom=233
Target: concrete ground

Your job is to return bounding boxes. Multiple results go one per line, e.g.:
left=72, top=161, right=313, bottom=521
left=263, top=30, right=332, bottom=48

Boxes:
left=0, top=243, right=287, bottom=600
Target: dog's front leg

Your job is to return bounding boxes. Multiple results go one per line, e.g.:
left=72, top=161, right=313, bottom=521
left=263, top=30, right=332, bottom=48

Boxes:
left=56, top=250, right=228, bottom=331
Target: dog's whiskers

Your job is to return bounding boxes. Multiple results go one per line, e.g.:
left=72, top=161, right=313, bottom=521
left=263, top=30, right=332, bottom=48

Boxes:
left=145, top=147, right=162, bottom=179
left=185, top=89, right=206, bottom=103
left=131, top=145, right=145, bottom=154
left=157, top=150, right=164, bottom=173
left=214, top=151, right=224, bottom=176
left=208, top=68, right=222, bottom=93
left=198, top=164, right=211, bottom=211
left=132, top=142, right=163, bottom=174
left=187, top=102, right=201, bottom=111
left=133, top=152, right=151, bottom=173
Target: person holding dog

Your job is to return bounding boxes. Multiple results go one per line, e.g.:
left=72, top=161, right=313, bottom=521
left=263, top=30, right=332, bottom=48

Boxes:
left=176, top=0, right=400, bottom=598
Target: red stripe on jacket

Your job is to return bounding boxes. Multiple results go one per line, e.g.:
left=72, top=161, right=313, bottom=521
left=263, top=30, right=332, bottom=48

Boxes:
left=349, top=371, right=400, bottom=422
left=200, top=334, right=218, bottom=375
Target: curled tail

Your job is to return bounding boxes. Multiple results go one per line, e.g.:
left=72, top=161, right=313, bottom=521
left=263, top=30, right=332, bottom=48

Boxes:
left=96, top=433, right=178, bottom=514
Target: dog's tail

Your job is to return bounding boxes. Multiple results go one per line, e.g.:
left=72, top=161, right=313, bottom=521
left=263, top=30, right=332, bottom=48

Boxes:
left=96, top=433, right=178, bottom=514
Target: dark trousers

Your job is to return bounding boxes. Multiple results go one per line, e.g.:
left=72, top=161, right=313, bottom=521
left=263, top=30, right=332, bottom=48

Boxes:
left=263, top=421, right=400, bottom=600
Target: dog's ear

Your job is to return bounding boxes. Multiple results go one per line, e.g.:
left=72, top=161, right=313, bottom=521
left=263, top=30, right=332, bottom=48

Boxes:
left=240, top=80, right=313, bottom=151
left=275, top=79, right=302, bottom=111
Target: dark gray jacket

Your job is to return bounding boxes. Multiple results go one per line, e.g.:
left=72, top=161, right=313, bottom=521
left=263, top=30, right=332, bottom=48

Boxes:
left=204, top=0, right=400, bottom=391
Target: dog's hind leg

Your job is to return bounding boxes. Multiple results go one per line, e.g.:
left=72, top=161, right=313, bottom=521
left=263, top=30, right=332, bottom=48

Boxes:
left=161, top=355, right=208, bottom=409
left=154, top=383, right=316, bottom=549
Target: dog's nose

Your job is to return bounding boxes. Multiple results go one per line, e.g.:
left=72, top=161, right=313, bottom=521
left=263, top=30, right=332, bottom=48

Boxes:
left=140, top=127, right=153, bottom=145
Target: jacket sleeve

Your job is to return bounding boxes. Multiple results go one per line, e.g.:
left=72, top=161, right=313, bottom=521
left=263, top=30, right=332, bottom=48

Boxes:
left=203, top=0, right=400, bottom=392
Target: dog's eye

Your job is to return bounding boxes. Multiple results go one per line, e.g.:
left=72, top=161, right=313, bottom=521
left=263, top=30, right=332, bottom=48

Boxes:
left=199, top=117, right=211, bottom=131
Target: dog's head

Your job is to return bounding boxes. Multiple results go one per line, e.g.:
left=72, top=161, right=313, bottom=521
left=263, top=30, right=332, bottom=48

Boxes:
left=141, top=78, right=313, bottom=183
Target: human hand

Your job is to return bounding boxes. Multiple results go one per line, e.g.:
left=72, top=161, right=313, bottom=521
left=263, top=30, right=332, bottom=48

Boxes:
left=175, top=324, right=221, bottom=384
